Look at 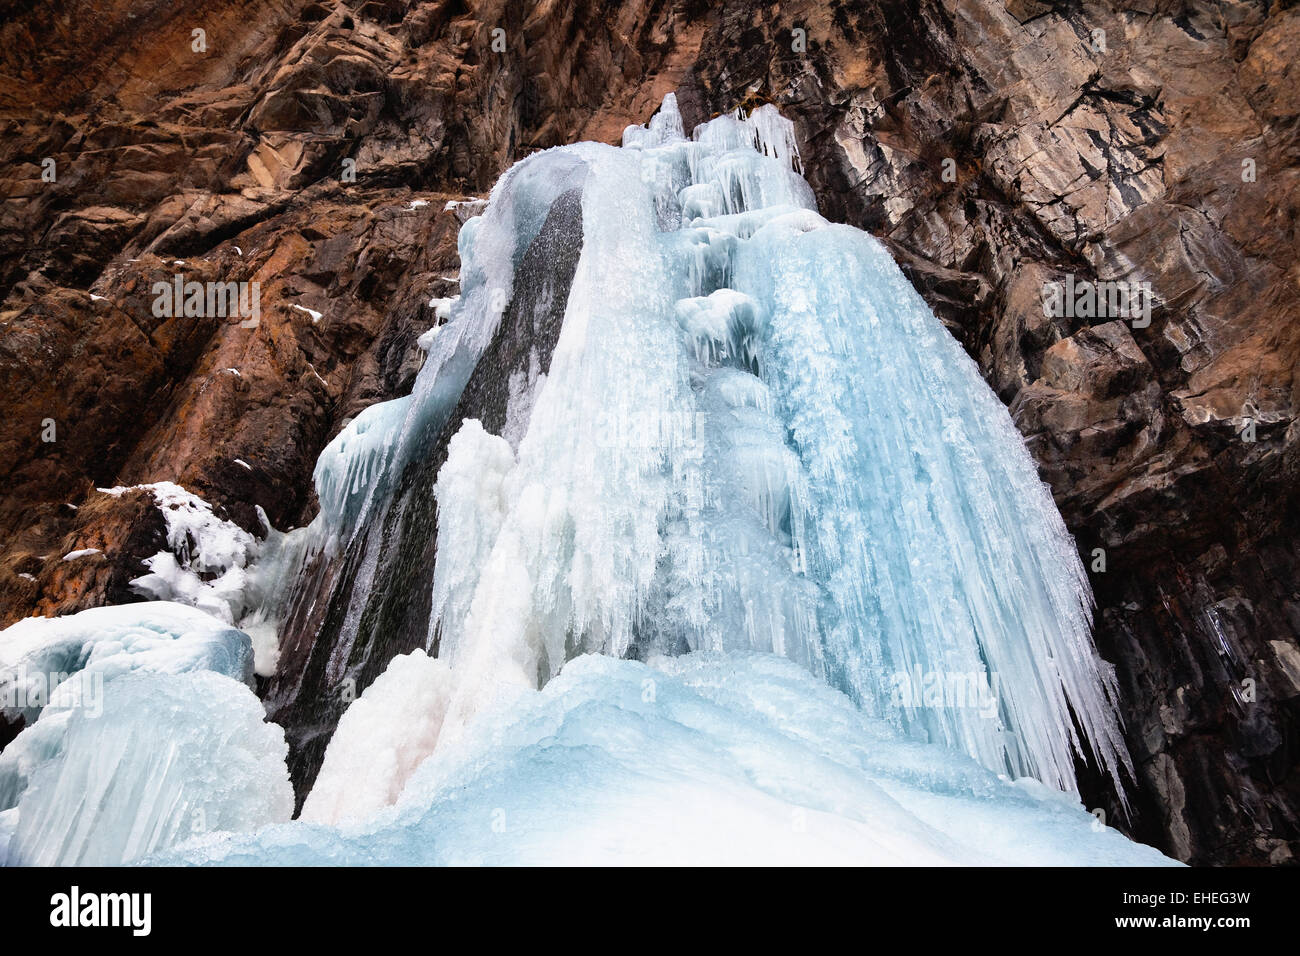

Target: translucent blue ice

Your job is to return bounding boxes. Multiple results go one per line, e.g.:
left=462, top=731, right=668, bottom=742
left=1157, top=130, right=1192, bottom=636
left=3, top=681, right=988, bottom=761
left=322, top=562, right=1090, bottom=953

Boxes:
left=143, top=653, right=1171, bottom=866
left=7, top=671, right=291, bottom=866
left=0, top=603, right=288, bottom=865
left=422, top=94, right=1130, bottom=801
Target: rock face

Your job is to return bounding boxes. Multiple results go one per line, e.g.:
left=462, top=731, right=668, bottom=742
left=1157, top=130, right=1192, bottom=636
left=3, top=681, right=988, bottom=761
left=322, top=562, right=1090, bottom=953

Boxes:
left=0, top=0, right=1295, bottom=864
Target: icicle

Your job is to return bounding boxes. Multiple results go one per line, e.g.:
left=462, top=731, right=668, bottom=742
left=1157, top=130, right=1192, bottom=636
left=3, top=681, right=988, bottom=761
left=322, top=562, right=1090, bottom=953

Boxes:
left=416, top=95, right=1132, bottom=801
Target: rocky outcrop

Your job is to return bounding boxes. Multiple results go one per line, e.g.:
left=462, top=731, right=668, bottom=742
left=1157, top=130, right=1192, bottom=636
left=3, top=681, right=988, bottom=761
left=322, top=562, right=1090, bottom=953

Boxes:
left=0, top=0, right=1295, bottom=863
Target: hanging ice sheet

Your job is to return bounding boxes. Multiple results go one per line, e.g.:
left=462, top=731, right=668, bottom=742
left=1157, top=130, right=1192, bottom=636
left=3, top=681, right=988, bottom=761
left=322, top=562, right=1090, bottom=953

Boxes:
left=422, top=94, right=1130, bottom=801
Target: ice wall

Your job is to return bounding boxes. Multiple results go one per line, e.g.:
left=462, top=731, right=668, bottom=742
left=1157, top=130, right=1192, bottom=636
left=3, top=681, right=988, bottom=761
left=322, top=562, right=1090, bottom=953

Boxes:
left=145, top=653, right=1172, bottom=867
left=414, top=94, right=1130, bottom=799
left=9, top=671, right=291, bottom=866
left=0, top=603, right=290, bottom=865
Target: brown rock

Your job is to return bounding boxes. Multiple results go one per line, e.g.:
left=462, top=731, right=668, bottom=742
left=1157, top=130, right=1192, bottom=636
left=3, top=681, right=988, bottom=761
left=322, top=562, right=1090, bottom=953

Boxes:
left=0, top=0, right=1295, bottom=865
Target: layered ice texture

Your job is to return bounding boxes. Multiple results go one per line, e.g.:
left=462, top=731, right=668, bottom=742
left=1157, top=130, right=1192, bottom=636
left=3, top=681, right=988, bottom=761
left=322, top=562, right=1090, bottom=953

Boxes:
left=0, top=603, right=290, bottom=865
left=0, top=96, right=1165, bottom=866
left=9, top=671, right=291, bottom=866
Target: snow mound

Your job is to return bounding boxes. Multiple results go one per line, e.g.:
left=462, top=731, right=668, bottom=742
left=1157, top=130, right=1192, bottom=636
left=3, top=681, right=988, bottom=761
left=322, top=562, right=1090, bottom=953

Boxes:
left=145, top=653, right=1175, bottom=866
left=301, top=650, right=453, bottom=825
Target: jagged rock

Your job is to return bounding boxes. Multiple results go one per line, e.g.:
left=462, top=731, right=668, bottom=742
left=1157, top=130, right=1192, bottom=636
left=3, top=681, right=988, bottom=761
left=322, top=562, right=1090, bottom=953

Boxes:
left=0, top=0, right=1295, bottom=864
left=4, top=488, right=167, bottom=620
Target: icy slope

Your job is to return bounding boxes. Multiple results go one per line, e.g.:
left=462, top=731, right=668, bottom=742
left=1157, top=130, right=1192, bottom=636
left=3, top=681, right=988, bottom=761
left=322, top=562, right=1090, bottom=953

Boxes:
left=146, top=653, right=1173, bottom=866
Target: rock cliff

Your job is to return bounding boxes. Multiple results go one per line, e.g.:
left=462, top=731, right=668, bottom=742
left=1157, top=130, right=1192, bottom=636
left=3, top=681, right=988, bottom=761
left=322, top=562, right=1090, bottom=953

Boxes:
left=1, top=0, right=1296, bottom=863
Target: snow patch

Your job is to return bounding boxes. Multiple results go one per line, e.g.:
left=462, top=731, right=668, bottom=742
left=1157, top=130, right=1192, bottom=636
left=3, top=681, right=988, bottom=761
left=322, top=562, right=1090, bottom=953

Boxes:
left=427, top=295, right=458, bottom=321
left=96, top=482, right=276, bottom=675
left=301, top=650, right=452, bottom=825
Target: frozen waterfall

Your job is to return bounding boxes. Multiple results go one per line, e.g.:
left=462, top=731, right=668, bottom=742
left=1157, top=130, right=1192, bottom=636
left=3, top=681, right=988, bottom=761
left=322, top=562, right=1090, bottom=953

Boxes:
left=0, top=95, right=1167, bottom=867
left=418, top=93, right=1131, bottom=797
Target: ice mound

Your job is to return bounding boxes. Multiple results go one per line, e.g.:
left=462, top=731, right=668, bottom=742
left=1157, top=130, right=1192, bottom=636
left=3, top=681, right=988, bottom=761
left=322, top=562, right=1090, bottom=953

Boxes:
left=0, top=601, right=254, bottom=725
left=5, top=671, right=291, bottom=866
left=301, top=650, right=453, bottom=825
left=143, top=653, right=1174, bottom=866
left=0, top=602, right=254, bottom=814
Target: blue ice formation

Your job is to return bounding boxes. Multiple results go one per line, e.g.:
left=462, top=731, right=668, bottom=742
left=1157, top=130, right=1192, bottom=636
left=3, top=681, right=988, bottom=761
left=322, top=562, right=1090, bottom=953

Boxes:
left=0, top=603, right=289, bottom=865
left=0, top=95, right=1165, bottom=866
left=421, top=94, right=1130, bottom=801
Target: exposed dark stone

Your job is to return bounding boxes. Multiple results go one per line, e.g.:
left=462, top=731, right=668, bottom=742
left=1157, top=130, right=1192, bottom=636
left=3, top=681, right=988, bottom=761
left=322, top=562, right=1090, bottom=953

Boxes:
left=264, top=186, right=585, bottom=807
left=1, top=0, right=1295, bottom=864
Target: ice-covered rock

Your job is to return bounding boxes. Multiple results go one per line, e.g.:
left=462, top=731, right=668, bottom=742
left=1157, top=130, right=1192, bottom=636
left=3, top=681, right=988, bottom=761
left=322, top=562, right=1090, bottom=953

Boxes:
left=5, top=671, right=292, bottom=866
left=100, top=482, right=258, bottom=579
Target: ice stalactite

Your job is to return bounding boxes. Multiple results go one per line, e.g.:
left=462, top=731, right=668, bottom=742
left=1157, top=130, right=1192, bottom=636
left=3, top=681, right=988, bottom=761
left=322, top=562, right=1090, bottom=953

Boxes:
left=414, top=93, right=1130, bottom=801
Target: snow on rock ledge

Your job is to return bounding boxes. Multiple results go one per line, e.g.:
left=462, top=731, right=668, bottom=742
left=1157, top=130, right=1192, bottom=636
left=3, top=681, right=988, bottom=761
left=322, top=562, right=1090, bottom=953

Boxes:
left=97, top=482, right=280, bottom=675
